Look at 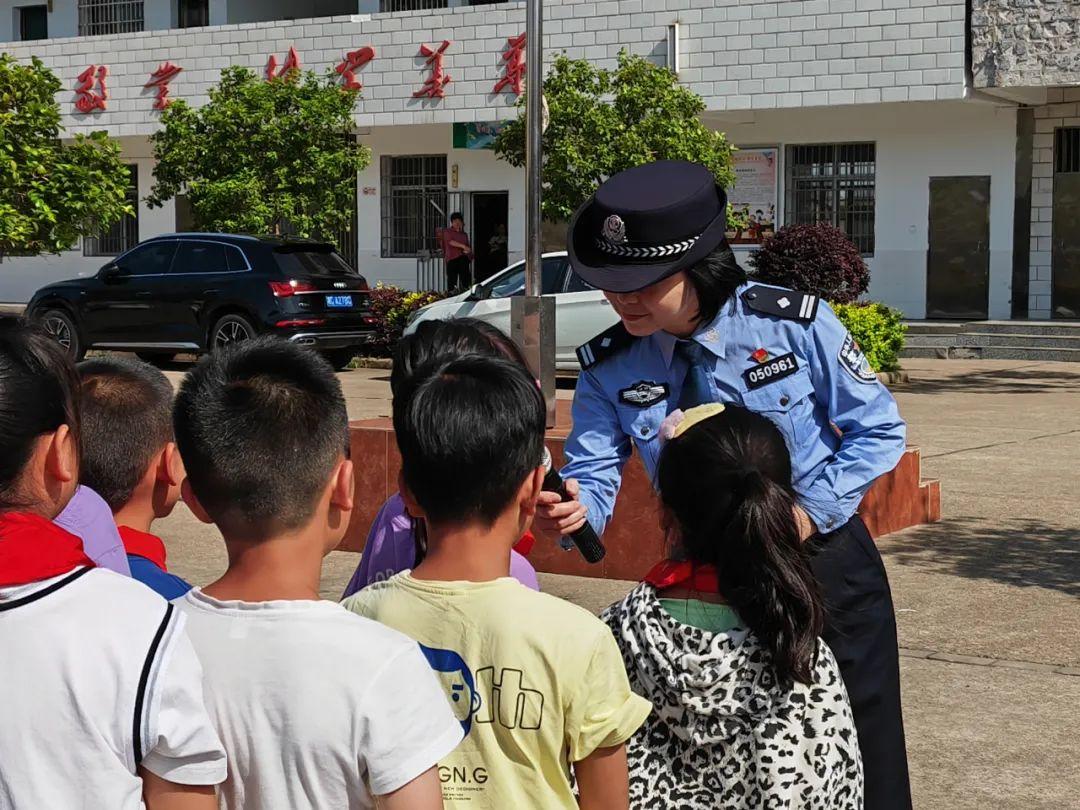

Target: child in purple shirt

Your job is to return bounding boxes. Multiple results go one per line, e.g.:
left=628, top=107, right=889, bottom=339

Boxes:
left=341, top=318, right=542, bottom=598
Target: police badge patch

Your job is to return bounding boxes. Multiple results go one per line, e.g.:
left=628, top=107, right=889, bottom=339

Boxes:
left=619, top=381, right=669, bottom=408
left=839, top=334, right=878, bottom=383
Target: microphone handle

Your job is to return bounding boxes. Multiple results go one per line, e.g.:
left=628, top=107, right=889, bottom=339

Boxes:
left=541, top=468, right=606, bottom=564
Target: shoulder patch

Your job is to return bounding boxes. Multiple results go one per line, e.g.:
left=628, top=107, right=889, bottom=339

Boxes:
left=576, top=322, right=635, bottom=370
left=742, top=285, right=819, bottom=322
left=839, top=334, right=878, bottom=383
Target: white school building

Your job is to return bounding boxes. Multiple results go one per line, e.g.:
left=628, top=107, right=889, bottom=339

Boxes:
left=1, top=0, right=1078, bottom=320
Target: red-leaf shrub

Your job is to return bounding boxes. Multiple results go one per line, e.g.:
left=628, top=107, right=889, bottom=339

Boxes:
left=366, top=284, right=446, bottom=356
left=748, top=223, right=870, bottom=304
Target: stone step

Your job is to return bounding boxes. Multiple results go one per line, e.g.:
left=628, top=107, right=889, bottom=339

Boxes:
left=905, top=320, right=1080, bottom=337
left=904, top=322, right=966, bottom=335
left=900, top=344, right=1080, bottom=362
left=905, top=334, right=963, bottom=348
left=954, top=332, right=1080, bottom=349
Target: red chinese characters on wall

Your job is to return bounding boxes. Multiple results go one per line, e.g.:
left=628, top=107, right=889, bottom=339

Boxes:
left=493, top=33, right=526, bottom=96
left=413, top=40, right=452, bottom=99
left=145, top=61, right=183, bottom=110
left=266, top=46, right=301, bottom=81
left=75, top=65, right=109, bottom=113
left=335, top=46, right=376, bottom=90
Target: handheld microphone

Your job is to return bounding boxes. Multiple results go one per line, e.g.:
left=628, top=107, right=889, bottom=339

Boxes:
left=541, top=447, right=606, bottom=564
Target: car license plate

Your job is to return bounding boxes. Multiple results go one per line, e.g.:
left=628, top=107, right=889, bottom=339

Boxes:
left=326, top=295, right=353, bottom=308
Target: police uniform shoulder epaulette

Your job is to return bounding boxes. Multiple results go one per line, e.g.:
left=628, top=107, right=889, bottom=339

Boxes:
left=576, top=322, right=636, bottom=370
left=741, top=285, right=820, bottom=322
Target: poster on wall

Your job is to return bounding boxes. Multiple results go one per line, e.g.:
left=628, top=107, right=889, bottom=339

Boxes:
left=452, top=121, right=509, bottom=149
left=726, top=147, right=778, bottom=247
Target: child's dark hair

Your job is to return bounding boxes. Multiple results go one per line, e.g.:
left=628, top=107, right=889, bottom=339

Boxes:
left=173, top=337, right=349, bottom=540
left=391, top=319, right=531, bottom=559
left=449, top=212, right=464, bottom=223
left=0, top=316, right=81, bottom=511
left=393, top=354, right=545, bottom=528
left=77, top=357, right=175, bottom=511
left=657, top=405, right=823, bottom=685
left=684, top=243, right=747, bottom=324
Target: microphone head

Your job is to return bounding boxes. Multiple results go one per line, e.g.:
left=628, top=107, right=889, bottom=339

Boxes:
left=540, top=445, right=552, bottom=472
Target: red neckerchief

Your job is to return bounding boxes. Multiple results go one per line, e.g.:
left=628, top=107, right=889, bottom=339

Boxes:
left=643, top=559, right=722, bottom=593
left=513, top=530, right=536, bottom=557
left=0, top=512, right=95, bottom=587
left=117, top=526, right=168, bottom=572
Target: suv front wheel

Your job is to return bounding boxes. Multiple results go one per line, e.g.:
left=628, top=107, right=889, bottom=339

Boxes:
left=40, top=309, right=85, bottom=361
left=211, top=314, right=257, bottom=352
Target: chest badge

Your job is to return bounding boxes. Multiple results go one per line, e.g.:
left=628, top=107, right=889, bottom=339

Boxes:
left=619, top=381, right=669, bottom=408
left=743, top=352, right=799, bottom=390
left=750, top=347, right=770, bottom=363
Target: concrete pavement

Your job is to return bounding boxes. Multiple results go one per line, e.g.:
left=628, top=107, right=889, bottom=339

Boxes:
left=156, top=357, right=1080, bottom=809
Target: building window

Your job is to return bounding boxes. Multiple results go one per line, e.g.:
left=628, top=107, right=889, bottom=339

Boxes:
left=85, top=165, right=139, bottom=257
left=380, top=155, right=448, bottom=258
left=18, top=5, right=48, bottom=40
left=1055, top=128, right=1080, bottom=174
left=177, top=0, right=208, bottom=28
left=380, top=0, right=447, bottom=10
left=785, top=142, right=876, bottom=254
left=78, top=0, right=144, bottom=36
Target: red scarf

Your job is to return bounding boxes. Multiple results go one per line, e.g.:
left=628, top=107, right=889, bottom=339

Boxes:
left=117, top=526, right=168, bottom=572
left=0, top=512, right=95, bottom=587
left=643, top=559, right=722, bottom=593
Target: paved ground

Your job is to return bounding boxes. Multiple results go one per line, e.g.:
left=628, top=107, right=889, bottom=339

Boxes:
left=157, top=357, right=1080, bottom=809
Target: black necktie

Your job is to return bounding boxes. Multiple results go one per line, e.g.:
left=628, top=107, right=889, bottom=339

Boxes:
left=675, top=340, right=712, bottom=410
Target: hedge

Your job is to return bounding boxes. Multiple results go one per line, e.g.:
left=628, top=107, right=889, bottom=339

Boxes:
left=832, top=301, right=907, bottom=373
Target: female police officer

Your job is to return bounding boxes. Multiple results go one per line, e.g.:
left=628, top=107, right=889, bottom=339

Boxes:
left=535, top=160, right=911, bottom=809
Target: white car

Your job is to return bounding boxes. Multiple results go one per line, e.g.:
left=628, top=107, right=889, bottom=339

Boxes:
left=404, top=251, right=619, bottom=370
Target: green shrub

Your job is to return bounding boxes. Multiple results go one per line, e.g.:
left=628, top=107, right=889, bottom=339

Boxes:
left=832, top=302, right=907, bottom=373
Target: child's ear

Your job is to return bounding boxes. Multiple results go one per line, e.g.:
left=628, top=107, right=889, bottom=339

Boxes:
left=158, top=442, right=184, bottom=487
left=397, top=470, right=425, bottom=520
left=520, top=466, right=545, bottom=517
left=330, top=458, right=354, bottom=512
left=45, top=425, right=78, bottom=485
left=181, top=478, right=213, bottom=525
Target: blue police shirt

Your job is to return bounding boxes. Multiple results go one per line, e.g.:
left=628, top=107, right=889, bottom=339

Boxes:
left=562, top=281, right=907, bottom=537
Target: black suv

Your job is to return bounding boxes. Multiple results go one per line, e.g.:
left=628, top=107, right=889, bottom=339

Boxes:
left=26, top=234, right=375, bottom=369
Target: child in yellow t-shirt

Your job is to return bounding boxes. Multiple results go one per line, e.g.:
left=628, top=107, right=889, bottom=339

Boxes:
left=342, top=348, right=651, bottom=810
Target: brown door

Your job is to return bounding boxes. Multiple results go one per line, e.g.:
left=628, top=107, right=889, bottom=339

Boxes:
left=926, top=176, right=991, bottom=319
left=1052, top=173, right=1080, bottom=319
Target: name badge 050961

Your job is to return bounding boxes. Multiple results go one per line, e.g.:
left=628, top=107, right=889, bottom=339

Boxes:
left=743, top=352, right=799, bottom=390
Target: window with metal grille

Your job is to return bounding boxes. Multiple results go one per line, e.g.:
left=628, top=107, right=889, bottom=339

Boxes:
left=380, top=155, right=448, bottom=258
left=78, top=0, right=144, bottom=36
left=785, top=142, right=876, bottom=254
left=1055, top=128, right=1080, bottom=174
left=84, top=165, right=139, bottom=257
left=380, top=0, right=446, bottom=11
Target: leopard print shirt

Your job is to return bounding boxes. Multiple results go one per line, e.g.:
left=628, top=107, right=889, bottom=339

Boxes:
left=601, top=583, right=863, bottom=809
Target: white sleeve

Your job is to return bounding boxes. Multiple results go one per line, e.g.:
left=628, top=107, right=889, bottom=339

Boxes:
left=140, top=617, right=228, bottom=786
left=362, top=643, right=464, bottom=796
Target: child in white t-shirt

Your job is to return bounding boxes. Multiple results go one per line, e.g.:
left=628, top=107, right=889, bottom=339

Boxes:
left=0, top=316, right=227, bottom=810
left=173, top=337, right=462, bottom=810
left=342, top=351, right=651, bottom=810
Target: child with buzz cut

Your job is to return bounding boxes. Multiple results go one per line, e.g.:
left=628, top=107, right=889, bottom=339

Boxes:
left=342, top=353, right=652, bottom=810
left=173, top=337, right=462, bottom=810
left=77, top=357, right=191, bottom=598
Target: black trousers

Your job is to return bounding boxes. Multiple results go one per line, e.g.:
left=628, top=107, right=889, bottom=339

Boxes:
left=446, top=256, right=472, bottom=291
left=808, top=516, right=912, bottom=810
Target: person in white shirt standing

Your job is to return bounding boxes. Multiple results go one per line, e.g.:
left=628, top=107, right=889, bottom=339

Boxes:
left=0, top=316, right=227, bottom=810
left=173, top=337, right=463, bottom=810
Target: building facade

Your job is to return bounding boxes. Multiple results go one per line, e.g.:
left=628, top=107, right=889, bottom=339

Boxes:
left=0, top=0, right=1077, bottom=320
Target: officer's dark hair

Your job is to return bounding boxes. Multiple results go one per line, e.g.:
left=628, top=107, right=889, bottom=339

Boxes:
left=449, top=212, right=464, bottom=224
left=685, top=243, right=748, bottom=324
left=77, top=357, right=174, bottom=511
left=393, top=354, right=545, bottom=528
left=657, top=405, right=824, bottom=685
left=174, top=337, right=349, bottom=540
left=0, top=316, right=81, bottom=511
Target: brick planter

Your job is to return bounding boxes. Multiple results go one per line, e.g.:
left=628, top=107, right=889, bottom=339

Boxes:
left=341, top=400, right=941, bottom=581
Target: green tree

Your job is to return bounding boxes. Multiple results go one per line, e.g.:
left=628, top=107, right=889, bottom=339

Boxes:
left=148, top=66, right=370, bottom=237
left=495, top=51, right=737, bottom=222
left=0, top=55, right=132, bottom=261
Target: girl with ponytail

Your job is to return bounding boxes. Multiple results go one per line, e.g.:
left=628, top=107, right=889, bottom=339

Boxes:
left=600, top=403, right=863, bottom=809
